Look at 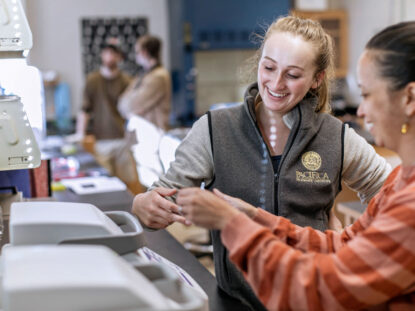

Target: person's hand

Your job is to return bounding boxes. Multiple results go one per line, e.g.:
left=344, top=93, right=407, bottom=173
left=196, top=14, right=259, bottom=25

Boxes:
left=132, top=187, right=187, bottom=229
left=212, top=188, right=258, bottom=219
left=176, top=188, right=240, bottom=230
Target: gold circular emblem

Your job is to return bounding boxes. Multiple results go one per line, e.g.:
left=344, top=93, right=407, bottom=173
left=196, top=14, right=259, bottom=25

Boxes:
left=301, top=151, right=321, bottom=171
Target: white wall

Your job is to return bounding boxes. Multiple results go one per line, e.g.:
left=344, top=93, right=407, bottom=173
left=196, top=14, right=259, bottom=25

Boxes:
left=330, top=0, right=415, bottom=105
left=25, top=0, right=169, bottom=116
left=398, top=0, right=415, bottom=22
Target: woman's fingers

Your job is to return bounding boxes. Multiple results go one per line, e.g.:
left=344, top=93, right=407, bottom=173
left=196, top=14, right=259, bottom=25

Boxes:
left=212, top=188, right=225, bottom=198
left=155, top=193, right=180, bottom=213
left=171, top=213, right=188, bottom=225
left=176, top=187, right=203, bottom=206
left=154, top=187, right=177, bottom=197
left=177, top=188, right=240, bottom=230
left=213, top=188, right=240, bottom=207
left=213, top=188, right=235, bottom=203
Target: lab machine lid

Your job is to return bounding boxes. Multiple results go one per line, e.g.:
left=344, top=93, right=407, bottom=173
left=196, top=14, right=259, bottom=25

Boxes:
left=0, top=0, right=33, bottom=58
left=0, top=95, right=41, bottom=170
left=9, top=201, right=145, bottom=254
left=0, top=245, right=179, bottom=311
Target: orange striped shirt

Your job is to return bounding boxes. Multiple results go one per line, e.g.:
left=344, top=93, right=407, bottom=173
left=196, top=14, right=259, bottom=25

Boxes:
left=221, top=165, right=415, bottom=310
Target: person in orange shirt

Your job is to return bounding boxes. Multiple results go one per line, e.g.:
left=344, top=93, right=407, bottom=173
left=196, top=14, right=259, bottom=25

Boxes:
left=177, top=21, right=415, bottom=310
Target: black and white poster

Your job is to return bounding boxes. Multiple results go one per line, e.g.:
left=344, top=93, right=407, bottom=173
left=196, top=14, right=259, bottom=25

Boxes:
left=81, top=17, right=148, bottom=76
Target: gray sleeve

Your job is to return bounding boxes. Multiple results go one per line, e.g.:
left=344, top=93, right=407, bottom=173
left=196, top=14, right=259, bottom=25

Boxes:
left=342, top=124, right=392, bottom=203
left=149, top=114, right=214, bottom=192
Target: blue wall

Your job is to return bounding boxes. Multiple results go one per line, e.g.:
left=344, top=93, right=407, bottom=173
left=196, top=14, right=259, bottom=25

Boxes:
left=184, top=0, right=290, bottom=50
left=168, top=0, right=291, bottom=125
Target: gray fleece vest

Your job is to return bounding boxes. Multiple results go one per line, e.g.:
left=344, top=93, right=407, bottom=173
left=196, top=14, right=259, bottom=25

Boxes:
left=207, top=84, right=344, bottom=310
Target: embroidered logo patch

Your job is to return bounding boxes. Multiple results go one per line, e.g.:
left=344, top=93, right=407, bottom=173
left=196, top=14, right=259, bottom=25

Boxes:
left=296, top=171, right=331, bottom=183
left=301, top=151, right=321, bottom=171
left=297, top=151, right=330, bottom=183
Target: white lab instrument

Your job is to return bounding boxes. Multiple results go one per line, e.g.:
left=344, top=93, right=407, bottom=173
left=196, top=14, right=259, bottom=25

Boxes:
left=60, top=176, right=127, bottom=195
left=0, top=95, right=41, bottom=170
left=0, top=0, right=32, bottom=58
left=0, top=245, right=206, bottom=311
left=0, top=0, right=41, bottom=171
left=0, top=59, right=45, bottom=136
left=6, top=201, right=208, bottom=310
left=9, top=201, right=145, bottom=254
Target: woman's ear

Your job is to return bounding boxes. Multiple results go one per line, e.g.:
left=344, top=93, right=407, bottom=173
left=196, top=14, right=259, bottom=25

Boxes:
left=404, top=82, right=415, bottom=117
left=311, top=71, right=325, bottom=89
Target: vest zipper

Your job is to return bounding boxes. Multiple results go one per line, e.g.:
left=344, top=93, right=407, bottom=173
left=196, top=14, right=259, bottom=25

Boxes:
left=246, top=99, right=302, bottom=215
left=249, top=113, right=274, bottom=212
left=274, top=106, right=302, bottom=215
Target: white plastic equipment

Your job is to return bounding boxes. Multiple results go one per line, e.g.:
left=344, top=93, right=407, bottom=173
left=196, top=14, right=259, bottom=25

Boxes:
left=60, top=176, right=127, bottom=195
left=4, top=202, right=208, bottom=311
left=0, top=245, right=206, bottom=311
left=0, top=0, right=33, bottom=58
left=0, top=95, right=41, bottom=170
left=0, top=0, right=43, bottom=171
left=9, top=202, right=145, bottom=254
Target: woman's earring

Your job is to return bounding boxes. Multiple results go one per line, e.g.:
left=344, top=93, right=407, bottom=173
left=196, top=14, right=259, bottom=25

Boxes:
left=401, top=122, right=409, bottom=134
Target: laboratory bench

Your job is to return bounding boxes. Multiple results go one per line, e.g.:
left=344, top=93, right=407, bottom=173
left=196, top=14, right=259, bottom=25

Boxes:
left=38, top=147, right=251, bottom=311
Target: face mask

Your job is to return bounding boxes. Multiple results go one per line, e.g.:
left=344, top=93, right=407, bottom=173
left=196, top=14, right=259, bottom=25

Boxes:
left=100, top=66, right=118, bottom=79
left=136, top=53, right=150, bottom=70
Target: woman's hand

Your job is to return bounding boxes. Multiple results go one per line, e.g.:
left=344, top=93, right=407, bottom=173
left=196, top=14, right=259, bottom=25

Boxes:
left=213, top=189, right=258, bottom=219
left=177, top=188, right=240, bottom=230
left=131, top=187, right=187, bottom=229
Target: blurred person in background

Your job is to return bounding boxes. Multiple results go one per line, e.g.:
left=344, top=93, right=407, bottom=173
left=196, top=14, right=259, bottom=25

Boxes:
left=69, top=42, right=141, bottom=193
left=118, top=35, right=171, bottom=131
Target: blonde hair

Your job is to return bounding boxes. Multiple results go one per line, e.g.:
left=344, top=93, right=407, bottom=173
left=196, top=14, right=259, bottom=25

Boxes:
left=244, top=15, right=335, bottom=113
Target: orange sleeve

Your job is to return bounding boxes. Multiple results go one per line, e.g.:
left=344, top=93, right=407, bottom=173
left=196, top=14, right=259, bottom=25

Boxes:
left=221, top=187, right=415, bottom=310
